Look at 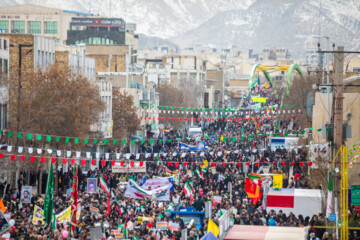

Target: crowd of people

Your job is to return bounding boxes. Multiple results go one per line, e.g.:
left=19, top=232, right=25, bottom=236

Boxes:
left=0, top=86, right=348, bottom=240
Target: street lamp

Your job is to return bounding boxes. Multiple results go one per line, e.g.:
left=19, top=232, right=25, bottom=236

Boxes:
left=125, top=45, right=138, bottom=95
left=312, top=35, right=330, bottom=123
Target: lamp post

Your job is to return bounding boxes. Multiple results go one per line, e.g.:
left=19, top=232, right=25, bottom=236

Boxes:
left=312, top=35, right=330, bottom=123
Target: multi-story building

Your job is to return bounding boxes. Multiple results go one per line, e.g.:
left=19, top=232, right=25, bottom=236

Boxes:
left=66, top=17, right=129, bottom=46
left=90, top=81, right=113, bottom=139
left=0, top=4, right=94, bottom=45
left=162, top=55, right=206, bottom=85
left=306, top=44, right=323, bottom=66
left=0, top=37, right=9, bottom=129
left=55, top=44, right=95, bottom=81
left=0, top=34, right=55, bottom=76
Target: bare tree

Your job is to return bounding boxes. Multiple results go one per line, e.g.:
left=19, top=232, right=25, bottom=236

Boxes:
left=112, top=89, right=140, bottom=150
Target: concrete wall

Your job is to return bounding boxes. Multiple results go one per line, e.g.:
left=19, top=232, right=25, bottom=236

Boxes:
left=86, top=45, right=128, bottom=75
left=312, top=92, right=360, bottom=146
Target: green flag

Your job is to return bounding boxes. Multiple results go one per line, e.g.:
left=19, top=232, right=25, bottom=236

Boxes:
left=328, top=172, right=333, bottom=191
left=44, top=163, right=54, bottom=224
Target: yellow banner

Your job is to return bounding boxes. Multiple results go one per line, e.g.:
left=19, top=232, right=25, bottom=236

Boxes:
left=251, top=97, right=267, bottom=103
left=56, top=206, right=81, bottom=223
left=273, top=174, right=283, bottom=189
left=32, top=205, right=45, bottom=225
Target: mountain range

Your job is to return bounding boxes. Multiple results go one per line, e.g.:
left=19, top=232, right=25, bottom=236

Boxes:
left=1, top=0, right=360, bottom=56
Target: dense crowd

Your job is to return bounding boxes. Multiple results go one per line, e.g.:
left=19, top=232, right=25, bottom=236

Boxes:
left=0, top=86, right=347, bottom=240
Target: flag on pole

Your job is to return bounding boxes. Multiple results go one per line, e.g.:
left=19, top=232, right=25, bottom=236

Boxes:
left=183, top=181, right=193, bottom=204
left=118, top=207, right=125, bottom=215
left=106, top=197, right=111, bottom=218
left=100, top=175, right=111, bottom=196
left=207, top=219, right=219, bottom=237
left=70, top=166, right=78, bottom=236
left=326, top=172, right=333, bottom=217
left=201, top=166, right=208, bottom=173
left=156, top=153, right=161, bottom=166
left=44, top=162, right=54, bottom=224
left=195, top=169, right=204, bottom=180
left=264, top=81, right=269, bottom=89
left=0, top=199, right=6, bottom=213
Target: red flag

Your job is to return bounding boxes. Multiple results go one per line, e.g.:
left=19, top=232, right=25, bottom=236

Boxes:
left=245, top=178, right=257, bottom=195
left=106, top=197, right=111, bottom=218
left=70, top=167, right=78, bottom=236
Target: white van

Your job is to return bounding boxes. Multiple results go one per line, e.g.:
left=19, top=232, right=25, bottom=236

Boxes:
left=188, top=127, right=202, bottom=138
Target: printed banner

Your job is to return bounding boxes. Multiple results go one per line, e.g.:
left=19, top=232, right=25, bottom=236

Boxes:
left=156, top=221, right=169, bottom=230
left=87, top=178, right=98, bottom=193
left=0, top=211, right=10, bottom=234
left=90, top=206, right=99, bottom=215
left=213, top=196, right=222, bottom=204
left=141, top=177, right=174, bottom=191
left=168, top=222, right=180, bottom=231
left=251, top=96, right=267, bottom=103
left=351, top=185, right=360, bottom=205
left=112, top=162, right=146, bottom=173
left=124, top=180, right=171, bottom=201
left=273, top=174, right=283, bottom=189
left=56, top=206, right=81, bottom=223
left=20, top=186, right=32, bottom=203
left=32, top=205, right=45, bottom=225
left=180, top=141, right=206, bottom=151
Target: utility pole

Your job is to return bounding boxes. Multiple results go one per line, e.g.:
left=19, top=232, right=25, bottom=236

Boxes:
left=12, top=44, right=32, bottom=133
left=317, top=47, right=360, bottom=239
left=333, top=47, right=344, bottom=235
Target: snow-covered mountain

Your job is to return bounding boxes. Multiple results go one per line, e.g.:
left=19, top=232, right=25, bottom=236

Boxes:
left=1, top=0, right=360, bottom=55
left=172, top=0, right=360, bottom=56
left=0, top=0, right=255, bottom=38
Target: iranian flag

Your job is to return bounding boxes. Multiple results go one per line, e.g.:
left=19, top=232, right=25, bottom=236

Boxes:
left=252, top=80, right=259, bottom=88
left=119, top=207, right=125, bottom=215
left=100, top=176, right=110, bottom=196
left=195, top=169, right=204, bottom=180
left=183, top=181, right=193, bottom=204
left=201, top=166, right=208, bottom=173
left=156, top=153, right=161, bottom=166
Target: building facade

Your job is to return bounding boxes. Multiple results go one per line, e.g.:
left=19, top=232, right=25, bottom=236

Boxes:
left=0, top=4, right=94, bottom=45
left=55, top=44, right=95, bottom=81
left=66, top=17, right=127, bottom=46
left=0, top=37, right=9, bottom=129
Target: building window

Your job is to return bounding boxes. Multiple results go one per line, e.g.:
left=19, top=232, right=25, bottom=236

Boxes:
left=3, top=59, right=8, bottom=74
left=13, top=21, right=25, bottom=33
left=29, top=21, right=41, bottom=34
left=45, top=21, right=58, bottom=34
left=0, top=21, right=8, bottom=33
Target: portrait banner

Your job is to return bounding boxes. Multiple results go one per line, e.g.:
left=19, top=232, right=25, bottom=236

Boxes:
left=20, top=186, right=32, bottom=203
